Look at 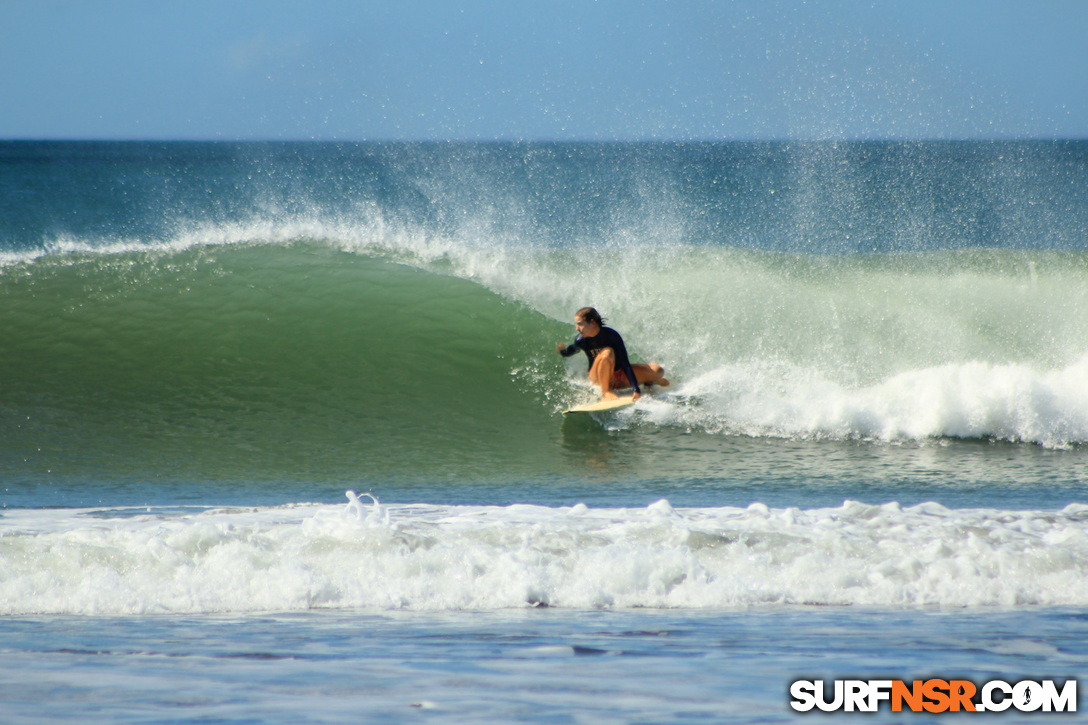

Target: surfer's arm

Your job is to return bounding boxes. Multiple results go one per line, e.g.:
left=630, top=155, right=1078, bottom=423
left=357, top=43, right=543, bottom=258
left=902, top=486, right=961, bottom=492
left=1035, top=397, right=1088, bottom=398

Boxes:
left=604, top=329, right=641, bottom=396
left=557, top=339, right=581, bottom=357
left=621, top=362, right=641, bottom=398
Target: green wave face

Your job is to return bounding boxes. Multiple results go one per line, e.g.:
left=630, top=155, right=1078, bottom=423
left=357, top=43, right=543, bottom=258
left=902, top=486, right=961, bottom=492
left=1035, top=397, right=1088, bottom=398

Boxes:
left=0, top=243, right=572, bottom=484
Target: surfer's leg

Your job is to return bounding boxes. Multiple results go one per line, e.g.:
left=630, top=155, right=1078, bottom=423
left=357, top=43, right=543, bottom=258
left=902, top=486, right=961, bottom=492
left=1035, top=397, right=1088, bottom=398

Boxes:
left=588, top=347, right=619, bottom=400
left=633, top=362, right=669, bottom=387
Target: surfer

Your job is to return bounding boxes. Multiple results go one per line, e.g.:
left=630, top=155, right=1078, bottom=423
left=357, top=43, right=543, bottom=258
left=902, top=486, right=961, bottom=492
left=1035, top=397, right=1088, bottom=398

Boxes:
left=556, top=307, right=668, bottom=402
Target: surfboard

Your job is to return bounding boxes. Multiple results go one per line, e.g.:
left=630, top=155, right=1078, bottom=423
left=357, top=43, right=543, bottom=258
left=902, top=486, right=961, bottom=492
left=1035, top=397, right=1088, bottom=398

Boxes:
left=561, top=395, right=637, bottom=416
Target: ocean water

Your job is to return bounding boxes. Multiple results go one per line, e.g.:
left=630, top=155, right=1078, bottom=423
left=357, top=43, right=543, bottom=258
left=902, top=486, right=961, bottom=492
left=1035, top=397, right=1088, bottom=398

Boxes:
left=2, top=140, right=1087, bottom=722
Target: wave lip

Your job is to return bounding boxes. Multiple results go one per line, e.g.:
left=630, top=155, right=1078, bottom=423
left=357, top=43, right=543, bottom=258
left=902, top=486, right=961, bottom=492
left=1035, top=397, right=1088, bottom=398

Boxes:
left=3, top=497, right=1087, bottom=615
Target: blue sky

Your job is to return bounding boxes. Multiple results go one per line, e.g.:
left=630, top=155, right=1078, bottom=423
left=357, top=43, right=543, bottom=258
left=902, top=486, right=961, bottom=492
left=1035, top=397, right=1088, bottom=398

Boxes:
left=2, top=0, right=1086, bottom=141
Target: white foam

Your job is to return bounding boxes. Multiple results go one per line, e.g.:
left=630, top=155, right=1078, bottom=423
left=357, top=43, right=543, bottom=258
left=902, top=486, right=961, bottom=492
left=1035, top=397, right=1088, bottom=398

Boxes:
left=2, top=496, right=1087, bottom=615
left=651, top=354, right=1088, bottom=448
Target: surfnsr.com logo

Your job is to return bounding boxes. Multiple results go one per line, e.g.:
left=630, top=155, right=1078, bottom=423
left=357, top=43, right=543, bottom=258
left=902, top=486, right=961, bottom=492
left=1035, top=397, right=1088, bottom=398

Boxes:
left=790, top=679, right=1077, bottom=713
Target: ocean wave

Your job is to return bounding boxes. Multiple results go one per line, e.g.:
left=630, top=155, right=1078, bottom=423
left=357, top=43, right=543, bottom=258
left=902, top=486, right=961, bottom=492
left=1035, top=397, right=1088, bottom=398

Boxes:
left=0, top=242, right=570, bottom=482
left=3, top=495, right=1088, bottom=615
left=3, top=233, right=1088, bottom=463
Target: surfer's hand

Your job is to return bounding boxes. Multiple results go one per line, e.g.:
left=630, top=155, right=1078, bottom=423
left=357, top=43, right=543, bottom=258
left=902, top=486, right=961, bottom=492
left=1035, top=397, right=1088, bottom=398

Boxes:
left=556, top=343, right=565, bottom=354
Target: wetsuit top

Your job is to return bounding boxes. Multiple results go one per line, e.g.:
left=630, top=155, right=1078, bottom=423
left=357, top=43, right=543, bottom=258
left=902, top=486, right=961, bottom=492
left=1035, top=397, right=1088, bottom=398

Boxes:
left=558, top=326, right=641, bottom=394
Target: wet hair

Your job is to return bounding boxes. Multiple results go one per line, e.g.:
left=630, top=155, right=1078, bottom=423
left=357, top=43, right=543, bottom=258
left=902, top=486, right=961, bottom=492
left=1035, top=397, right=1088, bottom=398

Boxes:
left=576, top=307, right=605, bottom=327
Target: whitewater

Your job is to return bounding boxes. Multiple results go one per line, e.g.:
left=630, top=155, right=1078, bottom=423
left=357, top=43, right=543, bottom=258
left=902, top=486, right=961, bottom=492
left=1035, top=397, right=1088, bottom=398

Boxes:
left=5, top=496, right=1088, bottom=616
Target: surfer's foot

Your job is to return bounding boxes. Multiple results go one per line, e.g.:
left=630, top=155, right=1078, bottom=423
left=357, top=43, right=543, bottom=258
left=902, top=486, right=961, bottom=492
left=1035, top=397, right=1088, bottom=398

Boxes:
left=658, top=378, right=670, bottom=387
left=602, top=391, right=619, bottom=401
